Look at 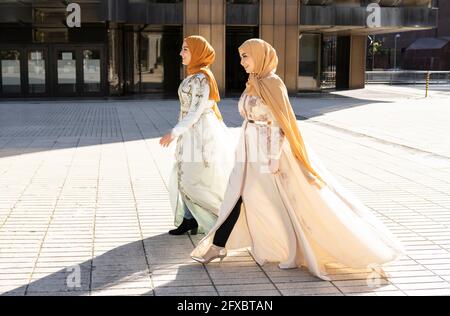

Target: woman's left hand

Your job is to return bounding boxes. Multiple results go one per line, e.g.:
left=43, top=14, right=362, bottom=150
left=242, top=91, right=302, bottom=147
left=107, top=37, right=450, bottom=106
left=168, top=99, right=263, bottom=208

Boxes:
left=160, top=132, right=175, bottom=147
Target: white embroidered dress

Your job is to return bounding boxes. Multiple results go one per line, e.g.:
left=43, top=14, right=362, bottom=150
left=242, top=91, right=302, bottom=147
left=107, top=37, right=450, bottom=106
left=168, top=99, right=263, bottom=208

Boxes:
left=169, top=73, right=234, bottom=233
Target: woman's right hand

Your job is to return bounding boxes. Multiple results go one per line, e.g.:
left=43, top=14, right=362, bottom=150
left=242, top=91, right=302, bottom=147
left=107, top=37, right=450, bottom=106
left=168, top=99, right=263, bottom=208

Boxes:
left=269, top=159, right=280, bottom=174
left=160, top=132, right=175, bottom=147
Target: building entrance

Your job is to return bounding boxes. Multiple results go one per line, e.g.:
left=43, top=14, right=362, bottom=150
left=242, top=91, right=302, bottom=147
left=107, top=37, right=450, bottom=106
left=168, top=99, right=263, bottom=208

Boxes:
left=0, top=43, right=106, bottom=98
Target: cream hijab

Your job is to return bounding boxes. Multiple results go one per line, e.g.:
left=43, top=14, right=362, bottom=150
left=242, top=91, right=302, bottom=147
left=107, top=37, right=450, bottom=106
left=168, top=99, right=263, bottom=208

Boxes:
left=239, top=38, right=325, bottom=187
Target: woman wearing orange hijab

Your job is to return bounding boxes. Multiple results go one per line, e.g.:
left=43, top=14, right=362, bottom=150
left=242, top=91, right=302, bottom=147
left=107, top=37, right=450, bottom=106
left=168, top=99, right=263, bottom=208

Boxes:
left=160, top=36, right=233, bottom=236
left=191, top=39, right=404, bottom=280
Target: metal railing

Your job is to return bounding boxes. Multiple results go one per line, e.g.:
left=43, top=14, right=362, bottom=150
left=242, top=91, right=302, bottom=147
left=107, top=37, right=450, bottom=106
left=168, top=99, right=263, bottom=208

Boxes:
left=321, top=71, right=336, bottom=89
left=301, top=0, right=433, bottom=6
left=365, top=70, right=450, bottom=85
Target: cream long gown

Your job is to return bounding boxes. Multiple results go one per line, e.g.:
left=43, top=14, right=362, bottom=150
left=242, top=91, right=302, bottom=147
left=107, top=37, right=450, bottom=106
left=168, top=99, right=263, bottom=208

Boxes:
left=191, top=93, right=405, bottom=280
left=169, top=73, right=234, bottom=233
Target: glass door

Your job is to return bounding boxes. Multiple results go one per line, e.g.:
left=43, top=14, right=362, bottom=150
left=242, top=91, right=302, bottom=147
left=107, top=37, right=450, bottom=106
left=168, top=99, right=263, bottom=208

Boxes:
left=27, top=48, right=48, bottom=95
left=52, top=45, right=105, bottom=97
left=82, top=49, right=102, bottom=93
left=0, top=49, right=22, bottom=96
left=56, top=49, right=77, bottom=95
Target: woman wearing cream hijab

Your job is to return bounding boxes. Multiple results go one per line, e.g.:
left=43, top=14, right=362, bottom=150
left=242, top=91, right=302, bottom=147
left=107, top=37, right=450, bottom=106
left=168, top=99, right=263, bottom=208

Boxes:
left=191, top=38, right=404, bottom=280
left=160, top=35, right=233, bottom=236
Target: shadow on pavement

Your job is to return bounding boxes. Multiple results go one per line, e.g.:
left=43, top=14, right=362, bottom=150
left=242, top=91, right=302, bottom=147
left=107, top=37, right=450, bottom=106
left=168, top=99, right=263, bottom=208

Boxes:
left=0, top=94, right=391, bottom=160
left=1, top=232, right=392, bottom=296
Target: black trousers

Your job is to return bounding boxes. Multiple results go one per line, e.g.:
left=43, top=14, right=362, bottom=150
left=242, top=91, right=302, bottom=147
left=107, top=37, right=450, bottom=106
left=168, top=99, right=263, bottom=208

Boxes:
left=213, top=197, right=243, bottom=247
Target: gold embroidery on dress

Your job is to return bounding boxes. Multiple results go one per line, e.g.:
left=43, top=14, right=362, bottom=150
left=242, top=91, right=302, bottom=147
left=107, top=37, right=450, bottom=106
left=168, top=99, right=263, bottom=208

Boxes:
left=176, top=73, right=213, bottom=198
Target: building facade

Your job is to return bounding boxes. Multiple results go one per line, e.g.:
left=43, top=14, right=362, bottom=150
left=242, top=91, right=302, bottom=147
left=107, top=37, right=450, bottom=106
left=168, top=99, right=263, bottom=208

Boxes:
left=0, top=0, right=438, bottom=98
left=368, top=0, right=448, bottom=71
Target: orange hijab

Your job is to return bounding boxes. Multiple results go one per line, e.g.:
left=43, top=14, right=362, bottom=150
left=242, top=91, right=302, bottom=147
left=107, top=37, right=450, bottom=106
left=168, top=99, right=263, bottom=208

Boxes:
left=185, top=35, right=222, bottom=121
left=239, top=38, right=325, bottom=188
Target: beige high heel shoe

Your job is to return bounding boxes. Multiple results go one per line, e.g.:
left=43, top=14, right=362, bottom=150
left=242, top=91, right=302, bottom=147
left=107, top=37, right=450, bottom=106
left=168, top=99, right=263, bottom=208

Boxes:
left=191, top=245, right=227, bottom=264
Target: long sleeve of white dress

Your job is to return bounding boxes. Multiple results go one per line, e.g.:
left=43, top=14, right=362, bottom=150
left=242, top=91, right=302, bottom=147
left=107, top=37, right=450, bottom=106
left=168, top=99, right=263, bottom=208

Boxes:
left=268, top=127, right=285, bottom=173
left=171, top=75, right=211, bottom=138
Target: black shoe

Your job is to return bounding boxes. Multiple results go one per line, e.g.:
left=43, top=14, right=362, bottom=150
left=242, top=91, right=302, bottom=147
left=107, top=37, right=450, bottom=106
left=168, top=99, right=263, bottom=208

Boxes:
left=169, top=217, right=198, bottom=235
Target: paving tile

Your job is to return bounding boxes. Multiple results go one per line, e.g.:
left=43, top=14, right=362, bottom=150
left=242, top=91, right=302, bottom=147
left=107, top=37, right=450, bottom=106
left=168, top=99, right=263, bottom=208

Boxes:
left=1, top=92, right=450, bottom=296
left=280, top=287, right=342, bottom=296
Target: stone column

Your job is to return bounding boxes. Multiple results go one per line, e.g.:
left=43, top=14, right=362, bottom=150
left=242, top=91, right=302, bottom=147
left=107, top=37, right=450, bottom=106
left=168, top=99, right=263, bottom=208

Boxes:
left=260, top=0, right=299, bottom=93
left=183, top=0, right=226, bottom=94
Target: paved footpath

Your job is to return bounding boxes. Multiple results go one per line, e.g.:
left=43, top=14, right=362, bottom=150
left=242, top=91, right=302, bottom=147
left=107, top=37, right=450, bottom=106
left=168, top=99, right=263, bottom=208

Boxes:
left=0, top=84, right=450, bottom=296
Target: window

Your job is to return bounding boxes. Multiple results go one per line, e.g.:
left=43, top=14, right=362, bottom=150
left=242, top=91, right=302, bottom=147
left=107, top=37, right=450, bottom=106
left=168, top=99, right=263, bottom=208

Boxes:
left=28, top=50, right=46, bottom=93
left=1, top=50, right=21, bottom=94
